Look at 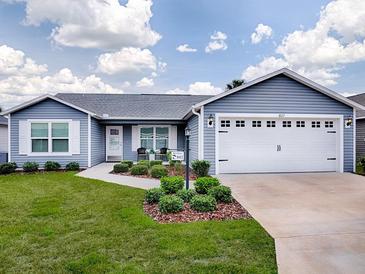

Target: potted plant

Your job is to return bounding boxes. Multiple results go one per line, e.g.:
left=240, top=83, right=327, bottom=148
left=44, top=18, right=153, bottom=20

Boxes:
left=149, top=149, right=155, bottom=160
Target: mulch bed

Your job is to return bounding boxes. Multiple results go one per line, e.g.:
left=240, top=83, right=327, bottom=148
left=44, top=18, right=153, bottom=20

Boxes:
left=111, top=166, right=197, bottom=180
left=144, top=199, right=251, bottom=224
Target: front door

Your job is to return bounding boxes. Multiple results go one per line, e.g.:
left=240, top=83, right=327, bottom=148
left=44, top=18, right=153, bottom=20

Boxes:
left=106, top=126, right=123, bottom=161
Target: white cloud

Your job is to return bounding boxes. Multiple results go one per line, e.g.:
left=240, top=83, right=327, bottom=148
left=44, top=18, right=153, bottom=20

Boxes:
left=136, top=77, right=154, bottom=87
left=166, top=81, right=223, bottom=95
left=176, top=44, right=197, bottom=53
left=242, top=0, right=365, bottom=86
left=97, top=47, right=157, bottom=75
left=4, top=0, right=161, bottom=50
left=251, top=24, right=273, bottom=44
left=242, top=57, right=288, bottom=81
left=205, top=31, right=228, bottom=53
left=0, top=45, right=47, bottom=75
left=0, top=44, right=122, bottom=109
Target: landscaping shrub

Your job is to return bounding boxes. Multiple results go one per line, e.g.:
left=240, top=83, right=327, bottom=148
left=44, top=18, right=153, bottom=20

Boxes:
left=0, top=162, right=17, bottom=174
left=208, top=185, right=233, bottom=203
left=191, top=160, right=210, bottom=178
left=169, top=160, right=181, bottom=167
left=160, top=176, right=184, bottom=194
left=65, top=162, right=80, bottom=171
left=138, top=160, right=150, bottom=167
left=113, top=163, right=129, bottom=173
left=121, top=160, right=133, bottom=168
left=150, top=160, right=163, bottom=167
left=44, top=161, right=61, bottom=171
left=190, top=195, right=217, bottom=212
left=130, top=164, right=149, bottom=175
left=145, top=188, right=165, bottom=204
left=194, top=177, right=220, bottom=194
left=158, top=195, right=184, bottom=213
left=150, top=165, right=168, bottom=178
left=176, top=188, right=196, bottom=203
left=23, top=162, right=39, bottom=172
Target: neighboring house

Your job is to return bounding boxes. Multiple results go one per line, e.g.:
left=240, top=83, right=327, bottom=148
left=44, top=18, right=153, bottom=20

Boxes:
left=2, top=68, right=363, bottom=174
left=0, top=115, right=8, bottom=163
left=347, top=93, right=365, bottom=160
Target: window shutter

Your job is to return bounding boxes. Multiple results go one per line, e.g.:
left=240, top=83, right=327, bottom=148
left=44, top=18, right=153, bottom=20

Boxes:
left=169, top=126, right=177, bottom=150
left=70, top=121, right=80, bottom=154
left=131, top=126, right=139, bottom=151
left=18, top=120, right=29, bottom=155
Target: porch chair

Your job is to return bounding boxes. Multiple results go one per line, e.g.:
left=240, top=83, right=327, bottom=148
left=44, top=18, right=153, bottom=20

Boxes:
left=137, top=147, right=148, bottom=161
left=156, top=147, right=168, bottom=162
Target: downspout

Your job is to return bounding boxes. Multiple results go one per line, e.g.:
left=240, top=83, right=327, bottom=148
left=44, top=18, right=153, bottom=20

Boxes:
left=192, top=106, right=203, bottom=160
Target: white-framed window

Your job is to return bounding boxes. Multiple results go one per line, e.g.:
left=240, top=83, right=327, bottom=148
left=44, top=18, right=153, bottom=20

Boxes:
left=221, top=120, right=230, bottom=127
left=267, top=121, right=276, bottom=128
left=312, top=121, right=321, bottom=128
left=31, top=122, right=69, bottom=153
left=236, top=120, right=245, bottom=127
left=252, top=121, right=261, bottom=127
left=296, top=121, right=305, bottom=127
left=140, top=126, right=169, bottom=150
left=282, top=121, right=292, bottom=128
left=325, top=121, right=334, bottom=128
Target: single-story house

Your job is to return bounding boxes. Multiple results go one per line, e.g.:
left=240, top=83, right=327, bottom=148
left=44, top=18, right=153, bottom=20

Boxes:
left=0, top=115, right=8, bottom=163
left=2, top=68, right=363, bottom=174
left=347, top=93, right=365, bottom=160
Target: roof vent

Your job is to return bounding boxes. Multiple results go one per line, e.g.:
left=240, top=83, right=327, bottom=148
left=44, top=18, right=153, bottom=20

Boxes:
left=102, top=113, right=109, bottom=118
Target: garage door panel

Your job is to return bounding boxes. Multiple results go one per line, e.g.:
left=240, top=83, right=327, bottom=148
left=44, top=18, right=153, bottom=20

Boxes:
left=218, top=117, right=339, bottom=173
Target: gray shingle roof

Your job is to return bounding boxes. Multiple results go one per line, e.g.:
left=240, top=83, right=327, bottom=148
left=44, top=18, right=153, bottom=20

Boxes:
left=348, top=93, right=365, bottom=118
left=55, top=93, right=212, bottom=119
left=0, top=115, right=7, bottom=125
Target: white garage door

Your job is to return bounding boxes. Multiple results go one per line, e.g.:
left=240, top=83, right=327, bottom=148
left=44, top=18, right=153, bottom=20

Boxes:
left=218, top=117, right=340, bottom=173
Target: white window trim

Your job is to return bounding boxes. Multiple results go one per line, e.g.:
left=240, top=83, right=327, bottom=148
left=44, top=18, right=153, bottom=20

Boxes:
left=28, top=119, right=72, bottom=156
left=138, top=125, right=171, bottom=151
left=214, top=113, right=344, bottom=175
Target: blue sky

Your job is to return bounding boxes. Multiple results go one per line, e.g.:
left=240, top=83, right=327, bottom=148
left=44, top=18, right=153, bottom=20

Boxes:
left=0, top=0, right=365, bottom=108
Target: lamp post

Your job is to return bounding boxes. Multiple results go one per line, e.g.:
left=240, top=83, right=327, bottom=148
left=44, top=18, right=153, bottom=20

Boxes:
left=185, top=127, right=191, bottom=189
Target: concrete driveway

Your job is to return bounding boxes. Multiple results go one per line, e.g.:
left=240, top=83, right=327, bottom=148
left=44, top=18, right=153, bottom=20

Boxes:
left=218, top=173, right=365, bottom=274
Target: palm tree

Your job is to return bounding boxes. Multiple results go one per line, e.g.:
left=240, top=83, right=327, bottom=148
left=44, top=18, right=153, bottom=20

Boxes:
left=226, top=79, right=244, bottom=90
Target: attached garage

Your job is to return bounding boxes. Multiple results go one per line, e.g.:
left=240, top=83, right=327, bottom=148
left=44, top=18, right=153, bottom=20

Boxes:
left=217, top=115, right=342, bottom=173
left=187, top=68, right=364, bottom=175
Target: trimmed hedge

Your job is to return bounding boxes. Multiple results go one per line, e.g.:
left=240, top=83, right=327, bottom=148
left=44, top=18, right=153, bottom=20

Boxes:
left=150, top=165, right=168, bottom=178
left=150, top=160, right=163, bottom=167
left=66, top=162, right=80, bottom=171
left=44, top=161, right=61, bottom=171
left=158, top=195, right=184, bottom=213
left=191, top=160, right=210, bottom=178
left=160, top=176, right=184, bottom=194
left=145, top=188, right=165, bottom=204
left=194, top=177, right=220, bottom=194
left=0, top=162, right=17, bottom=174
left=190, top=195, right=217, bottom=212
left=130, top=165, right=149, bottom=175
left=208, top=185, right=233, bottom=203
left=176, top=189, right=196, bottom=203
left=121, top=160, right=133, bottom=168
left=23, top=162, right=39, bottom=172
left=138, top=160, right=150, bottom=167
left=113, top=163, right=129, bottom=173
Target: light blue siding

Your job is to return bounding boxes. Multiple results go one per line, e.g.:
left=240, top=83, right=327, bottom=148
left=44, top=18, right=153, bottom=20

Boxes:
left=187, top=115, right=199, bottom=162
left=204, top=75, right=354, bottom=174
left=91, top=118, right=105, bottom=166
left=10, top=99, right=89, bottom=168
left=177, top=125, right=185, bottom=151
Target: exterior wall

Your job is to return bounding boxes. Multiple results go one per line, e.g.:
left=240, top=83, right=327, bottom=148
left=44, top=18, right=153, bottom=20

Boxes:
left=177, top=125, right=185, bottom=151
left=91, top=118, right=105, bottom=166
left=187, top=115, right=199, bottom=162
left=355, top=119, right=365, bottom=160
left=0, top=125, right=8, bottom=152
left=10, top=99, right=88, bottom=168
left=204, top=75, right=354, bottom=174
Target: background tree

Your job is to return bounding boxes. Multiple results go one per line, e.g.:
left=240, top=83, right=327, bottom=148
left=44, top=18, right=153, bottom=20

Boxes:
left=226, top=79, right=245, bottom=90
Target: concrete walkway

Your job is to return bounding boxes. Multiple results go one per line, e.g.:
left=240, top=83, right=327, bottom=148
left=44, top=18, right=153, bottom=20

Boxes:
left=218, top=172, right=365, bottom=274
left=77, top=163, right=159, bottom=189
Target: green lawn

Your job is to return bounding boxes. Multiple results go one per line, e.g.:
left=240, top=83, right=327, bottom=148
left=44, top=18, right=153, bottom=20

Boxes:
left=0, top=172, right=277, bottom=273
